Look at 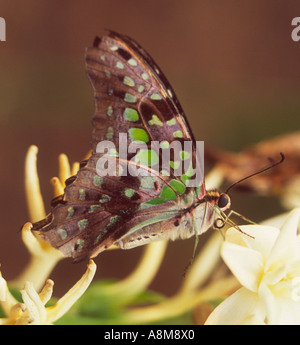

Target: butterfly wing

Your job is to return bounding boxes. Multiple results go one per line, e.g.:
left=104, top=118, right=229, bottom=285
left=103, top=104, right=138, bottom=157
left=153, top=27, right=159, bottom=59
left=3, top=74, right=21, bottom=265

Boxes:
left=86, top=32, right=204, bottom=191
left=33, top=31, right=209, bottom=262
left=87, top=32, right=196, bottom=146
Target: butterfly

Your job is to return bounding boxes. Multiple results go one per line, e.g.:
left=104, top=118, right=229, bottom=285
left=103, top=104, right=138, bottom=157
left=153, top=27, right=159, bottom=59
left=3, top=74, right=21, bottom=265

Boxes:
left=32, top=31, right=232, bottom=262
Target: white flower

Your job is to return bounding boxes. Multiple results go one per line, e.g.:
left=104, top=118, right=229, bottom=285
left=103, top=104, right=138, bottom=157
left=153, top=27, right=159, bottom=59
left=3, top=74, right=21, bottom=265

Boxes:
left=205, top=208, right=300, bottom=325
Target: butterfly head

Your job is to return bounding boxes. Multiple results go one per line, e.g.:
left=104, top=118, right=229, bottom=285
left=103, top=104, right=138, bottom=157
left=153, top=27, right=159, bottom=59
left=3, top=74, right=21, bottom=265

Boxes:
left=203, top=191, right=232, bottom=229
left=207, top=191, right=251, bottom=235
left=215, top=192, right=231, bottom=212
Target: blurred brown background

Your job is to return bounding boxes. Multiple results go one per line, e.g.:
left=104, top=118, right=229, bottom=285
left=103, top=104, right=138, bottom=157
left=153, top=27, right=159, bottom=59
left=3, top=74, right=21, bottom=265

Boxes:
left=0, top=0, right=300, bottom=297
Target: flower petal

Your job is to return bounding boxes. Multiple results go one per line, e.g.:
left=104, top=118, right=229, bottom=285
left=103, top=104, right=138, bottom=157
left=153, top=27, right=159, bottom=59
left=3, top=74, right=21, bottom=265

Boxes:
left=25, top=145, right=46, bottom=222
left=258, top=282, right=277, bottom=324
left=50, top=177, right=64, bottom=197
left=0, top=272, right=19, bottom=315
left=46, top=260, right=96, bottom=323
left=277, top=298, right=300, bottom=325
left=0, top=272, right=7, bottom=301
left=71, top=161, right=80, bottom=176
left=39, top=279, right=54, bottom=305
left=238, top=225, right=279, bottom=261
left=226, top=225, right=279, bottom=259
left=221, top=241, right=263, bottom=292
left=21, top=281, right=46, bottom=324
left=259, top=282, right=300, bottom=325
left=58, top=153, right=71, bottom=187
left=263, top=265, right=287, bottom=287
left=205, top=287, right=265, bottom=325
left=266, top=208, right=300, bottom=271
left=10, top=222, right=64, bottom=292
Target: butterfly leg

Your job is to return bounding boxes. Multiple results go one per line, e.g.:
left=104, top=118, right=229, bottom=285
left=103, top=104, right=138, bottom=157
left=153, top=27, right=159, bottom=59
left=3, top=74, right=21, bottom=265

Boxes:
left=226, top=209, right=256, bottom=225
left=215, top=208, right=255, bottom=239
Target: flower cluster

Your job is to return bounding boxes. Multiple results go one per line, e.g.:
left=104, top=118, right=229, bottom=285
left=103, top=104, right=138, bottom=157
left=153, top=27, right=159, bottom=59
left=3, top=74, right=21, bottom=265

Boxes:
left=0, top=147, right=96, bottom=324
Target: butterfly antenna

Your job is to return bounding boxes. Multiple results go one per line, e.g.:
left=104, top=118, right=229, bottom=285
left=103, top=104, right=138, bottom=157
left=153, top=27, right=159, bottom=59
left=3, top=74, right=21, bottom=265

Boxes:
left=225, top=152, right=285, bottom=195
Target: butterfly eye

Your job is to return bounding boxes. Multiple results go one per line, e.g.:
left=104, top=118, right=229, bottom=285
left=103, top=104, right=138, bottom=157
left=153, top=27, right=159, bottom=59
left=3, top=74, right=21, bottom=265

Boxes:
left=214, top=217, right=225, bottom=229
left=217, top=193, right=231, bottom=211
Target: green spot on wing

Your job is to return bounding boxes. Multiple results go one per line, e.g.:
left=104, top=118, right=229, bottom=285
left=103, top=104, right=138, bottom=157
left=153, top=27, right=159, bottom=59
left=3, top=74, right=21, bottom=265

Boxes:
left=79, top=188, right=86, bottom=201
left=166, top=118, right=176, bottom=126
left=94, top=215, right=121, bottom=244
left=75, top=239, right=85, bottom=252
left=145, top=198, right=166, bottom=205
left=124, top=93, right=137, bottom=103
left=123, top=108, right=139, bottom=122
left=128, top=58, right=138, bottom=66
left=78, top=219, right=88, bottom=230
left=116, top=61, right=124, bottom=69
left=148, top=115, right=163, bottom=126
left=170, top=161, right=180, bottom=170
left=89, top=204, right=101, bottom=213
left=160, top=185, right=177, bottom=200
left=124, top=188, right=135, bottom=198
left=104, top=70, right=111, bottom=78
left=180, top=150, right=191, bottom=160
left=173, top=130, right=183, bottom=138
left=106, top=126, right=114, bottom=139
left=99, top=194, right=111, bottom=203
left=128, top=128, right=149, bottom=143
left=107, top=106, right=113, bottom=116
left=66, top=207, right=74, bottom=219
left=142, top=72, right=149, bottom=80
left=169, top=179, right=186, bottom=195
left=108, top=215, right=121, bottom=227
left=140, top=176, right=157, bottom=190
left=93, top=175, right=103, bottom=186
left=150, top=93, right=162, bottom=100
left=134, top=149, right=159, bottom=166
left=57, top=228, right=67, bottom=240
left=108, top=148, right=119, bottom=157
left=160, top=141, right=170, bottom=149
left=181, top=162, right=194, bottom=185
left=123, top=76, right=135, bottom=87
